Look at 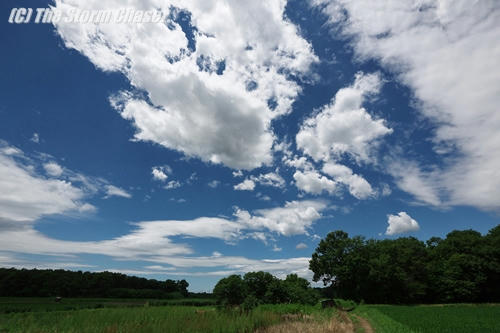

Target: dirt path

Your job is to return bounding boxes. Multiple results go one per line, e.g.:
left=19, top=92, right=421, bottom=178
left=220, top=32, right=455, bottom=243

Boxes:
left=352, top=314, right=374, bottom=333
left=254, top=310, right=375, bottom=333
left=255, top=311, right=355, bottom=333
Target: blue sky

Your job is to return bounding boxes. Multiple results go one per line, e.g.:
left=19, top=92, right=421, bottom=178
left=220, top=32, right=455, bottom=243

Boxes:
left=1, top=0, right=499, bottom=291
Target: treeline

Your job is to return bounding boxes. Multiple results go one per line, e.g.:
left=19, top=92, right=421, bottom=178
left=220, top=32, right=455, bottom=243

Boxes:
left=213, top=272, right=319, bottom=309
left=310, top=224, right=500, bottom=304
left=0, top=268, right=189, bottom=299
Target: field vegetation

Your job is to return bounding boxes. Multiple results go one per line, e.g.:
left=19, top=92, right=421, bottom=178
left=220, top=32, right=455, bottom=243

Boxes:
left=0, top=302, right=336, bottom=333
left=354, top=304, right=500, bottom=332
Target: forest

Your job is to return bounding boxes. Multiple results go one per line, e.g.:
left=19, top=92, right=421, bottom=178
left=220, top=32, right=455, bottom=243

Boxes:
left=0, top=268, right=189, bottom=299
left=310, top=224, right=500, bottom=304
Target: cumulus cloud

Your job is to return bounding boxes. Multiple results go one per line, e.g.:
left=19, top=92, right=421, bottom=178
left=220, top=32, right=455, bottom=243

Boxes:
left=251, top=172, right=285, bottom=188
left=234, top=179, right=256, bottom=191
left=386, top=212, right=420, bottom=235
left=164, top=180, right=181, bottom=190
left=296, top=73, right=392, bottom=164
left=235, top=200, right=326, bottom=236
left=43, top=162, right=64, bottom=177
left=293, top=170, right=337, bottom=195
left=53, top=0, right=318, bottom=170
left=296, top=242, right=308, bottom=249
left=152, top=166, right=170, bottom=182
left=290, top=73, right=387, bottom=200
left=104, top=185, right=132, bottom=199
left=232, top=170, right=243, bottom=178
left=314, top=0, right=500, bottom=211
left=322, top=162, right=374, bottom=199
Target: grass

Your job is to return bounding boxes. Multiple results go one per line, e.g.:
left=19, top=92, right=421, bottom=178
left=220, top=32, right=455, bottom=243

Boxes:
left=0, top=302, right=337, bottom=333
left=0, top=297, right=215, bottom=314
left=355, top=304, right=500, bottom=333
left=2, top=297, right=500, bottom=332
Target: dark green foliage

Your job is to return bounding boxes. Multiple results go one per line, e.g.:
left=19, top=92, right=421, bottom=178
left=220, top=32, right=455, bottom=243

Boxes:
left=0, top=268, right=189, bottom=299
left=213, top=272, right=319, bottom=306
left=213, top=275, right=247, bottom=306
left=310, top=224, right=500, bottom=304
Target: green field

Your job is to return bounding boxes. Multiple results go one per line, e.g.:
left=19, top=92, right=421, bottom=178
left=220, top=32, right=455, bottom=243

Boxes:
left=1, top=298, right=500, bottom=332
left=0, top=297, right=216, bottom=314
left=0, top=299, right=334, bottom=333
left=355, top=304, right=500, bottom=333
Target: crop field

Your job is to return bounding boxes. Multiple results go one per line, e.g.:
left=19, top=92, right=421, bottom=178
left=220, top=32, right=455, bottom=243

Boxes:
left=354, top=304, right=500, bottom=333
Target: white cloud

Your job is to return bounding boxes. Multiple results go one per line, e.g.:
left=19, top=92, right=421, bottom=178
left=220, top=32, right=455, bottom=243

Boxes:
left=232, top=170, right=243, bottom=178
left=0, top=200, right=326, bottom=268
left=296, top=73, right=392, bottom=164
left=0, top=144, right=91, bottom=226
left=314, top=0, right=500, bottom=211
left=152, top=167, right=169, bottom=182
left=256, top=192, right=271, bottom=201
left=43, top=162, right=64, bottom=177
left=169, top=197, right=186, bottom=203
left=272, top=245, right=282, bottom=252
left=234, top=179, right=256, bottom=191
left=251, top=172, right=285, bottom=188
left=234, top=172, right=285, bottom=191
left=207, top=180, right=220, bottom=188
left=104, top=185, right=132, bottom=199
left=54, top=0, right=318, bottom=170
left=30, top=133, right=40, bottom=144
left=322, top=162, right=374, bottom=199
left=0, top=142, right=134, bottom=229
left=235, top=200, right=326, bottom=236
left=380, top=183, right=392, bottom=197
left=164, top=180, right=181, bottom=190
left=296, top=242, right=308, bottom=249
left=293, top=170, right=337, bottom=195
left=284, top=155, right=314, bottom=171
left=388, top=159, right=441, bottom=207
left=386, top=211, right=420, bottom=235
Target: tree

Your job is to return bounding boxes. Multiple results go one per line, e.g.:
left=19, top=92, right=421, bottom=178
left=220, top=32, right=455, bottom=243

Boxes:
left=213, top=275, right=247, bottom=306
left=483, top=225, right=500, bottom=300
left=243, top=271, right=275, bottom=301
left=309, top=230, right=365, bottom=300
left=283, top=274, right=319, bottom=305
left=177, top=280, right=189, bottom=297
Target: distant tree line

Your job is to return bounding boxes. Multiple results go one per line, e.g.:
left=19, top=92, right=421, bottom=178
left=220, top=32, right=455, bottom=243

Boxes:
left=310, top=224, right=500, bottom=304
left=213, top=272, right=319, bottom=309
left=0, top=268, right=189, bottom=299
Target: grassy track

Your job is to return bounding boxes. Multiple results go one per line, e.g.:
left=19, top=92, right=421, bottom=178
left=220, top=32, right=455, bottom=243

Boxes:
left=355, top=304, right=500, bottom=333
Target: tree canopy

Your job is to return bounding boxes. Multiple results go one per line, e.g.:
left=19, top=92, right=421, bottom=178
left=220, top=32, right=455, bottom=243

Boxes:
left=213, top=271, right=319, bottom=307
left=309, top=224, right=500, bottom=304
left=0, top=268, right=189, bottom=299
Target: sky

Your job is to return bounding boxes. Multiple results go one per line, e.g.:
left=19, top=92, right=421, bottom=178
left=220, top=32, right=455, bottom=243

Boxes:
left=0, top=0, right=499, bottom=292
